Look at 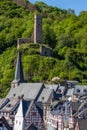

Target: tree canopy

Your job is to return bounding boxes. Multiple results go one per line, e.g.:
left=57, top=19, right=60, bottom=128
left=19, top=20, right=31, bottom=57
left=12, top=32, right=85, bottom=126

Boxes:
left=1, top=0, right=87, bottom=96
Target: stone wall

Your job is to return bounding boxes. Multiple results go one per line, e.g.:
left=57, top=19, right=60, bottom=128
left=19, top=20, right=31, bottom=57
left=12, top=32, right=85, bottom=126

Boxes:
left=17, top=38, right=31, bottom=47
left=40, top=45, right=52, bottom=57
left=34, top=15, right=43, bottom=44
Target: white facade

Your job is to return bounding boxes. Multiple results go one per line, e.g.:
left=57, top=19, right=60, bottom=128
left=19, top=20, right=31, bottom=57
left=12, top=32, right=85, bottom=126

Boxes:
left=14, top=100, right=24, bottom=130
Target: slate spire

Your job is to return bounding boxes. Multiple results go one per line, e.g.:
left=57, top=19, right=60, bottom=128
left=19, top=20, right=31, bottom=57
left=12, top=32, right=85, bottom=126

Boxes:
left=12, top=50, right=24, bottom=86
left=14, top=50, right=24, bottom=82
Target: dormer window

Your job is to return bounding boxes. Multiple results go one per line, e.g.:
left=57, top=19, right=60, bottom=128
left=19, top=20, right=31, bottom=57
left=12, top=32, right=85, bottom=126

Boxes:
left=13, top=93, right=16, bottom=97
left=7, top=104, right=11, bottom=107
left=77, top=89, right=80, bottom=93
left=58, top=89, right=61, bottom=93
left=83, top=89, right=87, bottom=93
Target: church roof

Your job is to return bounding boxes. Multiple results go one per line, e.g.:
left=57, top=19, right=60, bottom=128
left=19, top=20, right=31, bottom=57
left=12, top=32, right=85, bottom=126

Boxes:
left=71, top=101, right=81, bottom=115
left=0, top=98, right=9, bottom=109
left=74, top=85, right=87, bottom=95
left=6, top=83, right=44, bottom=100
left=0, top=98, right=19, bottom=113
left=45, top=84, right=58, bottom=91
left=12, top=50, right=24, bottom=83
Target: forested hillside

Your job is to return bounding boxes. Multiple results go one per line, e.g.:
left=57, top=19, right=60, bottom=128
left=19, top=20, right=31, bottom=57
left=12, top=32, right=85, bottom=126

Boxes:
left=0, top=0, right=87, bottom=97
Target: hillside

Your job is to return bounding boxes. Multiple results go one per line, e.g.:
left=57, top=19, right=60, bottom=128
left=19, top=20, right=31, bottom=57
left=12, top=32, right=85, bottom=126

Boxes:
left=1, top=0, right=87, bottom=97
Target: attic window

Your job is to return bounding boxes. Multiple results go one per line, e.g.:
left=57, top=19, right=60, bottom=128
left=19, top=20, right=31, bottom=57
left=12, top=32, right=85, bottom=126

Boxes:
left=7, top=104, right=11, bottom=107
left=42, top=97, right=44, bottom=101
left=13, top=94, right=16, bottom=97
left=58, top=89, right=61, bottom=93
left=77, top=89, right=80, bottom=93
left=84, top=89, right=87, bottom=93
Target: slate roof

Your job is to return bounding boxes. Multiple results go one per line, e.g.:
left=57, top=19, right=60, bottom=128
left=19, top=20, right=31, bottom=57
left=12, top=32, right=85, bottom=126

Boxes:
left=45, top=84, right=58, bottom=91
left=0, top=98, right=5, bottom=105
left=67, top=80, right=78, bottom=88
left=56, top=86, right=65, bottom=94
left=16, top=99, right=31, bottom=117
left=66, top=88, right=74, bottom=97
left=35, top=101, right=43, bottom=118
left=51, top=101, right=63, bottom=115
left=71, top=101, right=81, bottom=115
left=78, top=119, right=87, bottom=130
left=12, top=50, right=24, bottom=83
left=0, top=98, right=9, bottom=109
left=26, top=124, right=38, bottom=130
left=38, top=88, right=53, bottom=103
left=0, top=98, right=19, bottom=112
left=6, top=83, right=44, bottom=100
left=74, top=85, right=87, bottom=95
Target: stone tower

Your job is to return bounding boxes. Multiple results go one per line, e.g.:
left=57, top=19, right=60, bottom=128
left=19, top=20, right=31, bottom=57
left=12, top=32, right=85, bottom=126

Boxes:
left=34, top=14, right=43, bottom=44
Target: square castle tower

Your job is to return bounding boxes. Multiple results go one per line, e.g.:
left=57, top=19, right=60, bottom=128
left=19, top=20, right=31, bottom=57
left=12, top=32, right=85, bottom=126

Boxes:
left=18, top=14, right=43, bottom=45
left=34, top=14, right=43, bottom=44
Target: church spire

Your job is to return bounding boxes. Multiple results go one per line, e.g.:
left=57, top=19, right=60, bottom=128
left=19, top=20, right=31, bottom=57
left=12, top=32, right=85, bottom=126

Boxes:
left=12, top=50, right=24, bottom=87
left=15, top=50, right=24, bottom=82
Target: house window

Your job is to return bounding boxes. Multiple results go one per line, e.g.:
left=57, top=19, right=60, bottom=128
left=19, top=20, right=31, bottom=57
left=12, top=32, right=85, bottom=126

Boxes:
left=58, top=89, right=61, bottom=93
left=84, top=89, right=87, bottom=93
left=77, top=89, right=80, bottom=93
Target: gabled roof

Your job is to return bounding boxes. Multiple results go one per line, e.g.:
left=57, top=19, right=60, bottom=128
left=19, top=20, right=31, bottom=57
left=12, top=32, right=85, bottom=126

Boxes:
left=74, top=85, right=87, bottom=95
left=38, top=88, right=53, bottom=103
left=35, top=101, right=43, bottom=118
left=56, top=85, right=65, bottom=94
left=45, top=84, right=58, bottom=91
left=0, top=98, right=9, bottom=109
left=0, top=98, right=19, bottom=113
left=6, top=83, right=44, bottom=100
left=66, top=88, right=74, bottom=97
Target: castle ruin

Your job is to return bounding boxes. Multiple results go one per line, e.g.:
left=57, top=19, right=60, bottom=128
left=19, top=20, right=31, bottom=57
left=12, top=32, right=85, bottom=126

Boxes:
left=18, top=14, right=52, bottom=57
